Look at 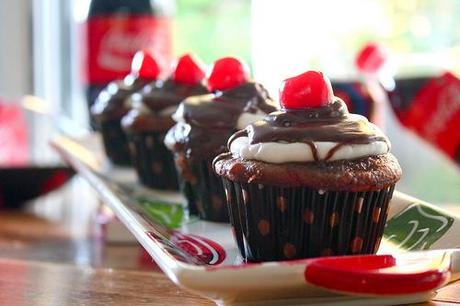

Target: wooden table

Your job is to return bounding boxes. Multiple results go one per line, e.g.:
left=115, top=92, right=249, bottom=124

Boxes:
left=0, top=258, right=212, bottom=306
left=0, top=178, right=459, bottom=305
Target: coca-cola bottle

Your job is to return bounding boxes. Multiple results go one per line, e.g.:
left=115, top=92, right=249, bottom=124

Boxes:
left=358, top=43, right=460, bottom=167
left=83, top=0, right=173, bottom=127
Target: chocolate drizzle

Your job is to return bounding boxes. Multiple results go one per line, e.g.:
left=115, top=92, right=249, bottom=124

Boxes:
left=180, top=82, right=275, bottom=128
left=229, top=99, right=389, bottom=162
left=165, top=82, right=277, bottom=159
left=122, top=78, right=208, bottom=133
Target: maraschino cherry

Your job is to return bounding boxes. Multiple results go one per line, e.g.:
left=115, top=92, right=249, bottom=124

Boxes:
left=171, top=53, right=206, bottom=85
left=207, top=57, right=250, bottom=92
left=355, top=42, right=387, bottom=74
left=131, top=50, right=160, bottom=80
left=279, top=71, right=334, bottom=109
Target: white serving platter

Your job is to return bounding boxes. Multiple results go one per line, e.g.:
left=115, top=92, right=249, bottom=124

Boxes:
left=52, top=134, right=460, bottom=305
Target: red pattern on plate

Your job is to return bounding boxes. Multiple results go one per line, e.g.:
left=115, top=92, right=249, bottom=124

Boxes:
left=145, top=231, right=226, bottom=265
left=304, top=254, right=450, bottom=295
left=171, top=231, right=226, bottom=265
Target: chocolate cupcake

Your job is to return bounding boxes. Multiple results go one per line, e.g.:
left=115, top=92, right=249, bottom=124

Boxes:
left=165, top=57, right=277, bottom=222
left=91, top=51, right=160, bottom=166
left=122, top=54, right=208, bottom=190
left=214, top=71, right=402, bottom=261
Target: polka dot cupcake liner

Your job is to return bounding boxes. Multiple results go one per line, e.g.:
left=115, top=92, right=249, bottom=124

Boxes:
left=222, top=179, right=395, bottom=262
left=176, top=175, right=199, bottom=216
left=176, top=159, right=230, bottom=223
left=127, top=132, right=179, bottom=191
left=100, top=119, right=132, bottom=166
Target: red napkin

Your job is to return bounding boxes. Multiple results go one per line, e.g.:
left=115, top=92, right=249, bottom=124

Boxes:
left=0, top=101, right=28, bottom=166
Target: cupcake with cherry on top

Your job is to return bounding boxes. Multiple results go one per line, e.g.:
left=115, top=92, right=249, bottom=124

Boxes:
left=165, top=57, right=277, bottom=222
left=213, top=70, right=401, bottom=261
left=91, top=50, right=160, bottom=166
left=122, top=54, right=208, bottom=190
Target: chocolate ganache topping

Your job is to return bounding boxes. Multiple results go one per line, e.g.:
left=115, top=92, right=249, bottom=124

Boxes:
left=164, top=82, right=277, bottom=159
left=228, top=98, right=390, bottom=163
left=122, top=78, right=209, bottom=133
left=92, top=51, right=161, bottom=122
left=91, top=77, right=150, bottom=121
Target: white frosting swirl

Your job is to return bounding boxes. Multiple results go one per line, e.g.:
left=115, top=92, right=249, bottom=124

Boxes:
left=230, top=136, right=390, bottom=163
left=236, top=110, right=267, bottom=129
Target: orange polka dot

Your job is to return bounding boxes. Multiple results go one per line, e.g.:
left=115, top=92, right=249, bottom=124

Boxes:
left=276, top=196, right=287, bottom=212
left=330, top=212, right=339, bottom=227
left=196, top=200, right=203, bottom=214
left=257, top=219, right=270, bottom=236
left=283, top=243, right=297, bottom=258
left=355, top=197, right=364, bottom=213
left=152, top=162, right=162, bottom=174
left=211, top=195, right=223, bottom=211
left=146, top=136, right=155, bottom=148
left=373, top=207, right=381, bottom=223
left=303, top=209, right=314, bottom=224
left=129, top=143, right=136, bottom=155
left=321, top=248, right=334, bottom=256
left=351, top=237, right=363, bottom=253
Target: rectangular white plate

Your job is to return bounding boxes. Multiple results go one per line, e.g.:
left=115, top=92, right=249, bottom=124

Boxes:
left=52, top=134, right=460, bottom=305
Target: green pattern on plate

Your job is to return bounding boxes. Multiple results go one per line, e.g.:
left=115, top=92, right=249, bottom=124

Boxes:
left=384, top=203, right=454, bottom=251
left=138, top=197, right=185, bottom=229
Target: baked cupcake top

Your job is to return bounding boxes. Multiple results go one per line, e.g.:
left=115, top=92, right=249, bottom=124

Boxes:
left=91, top=51, right=160, bottom=121
left=229, top=71, right=390, bottom=163
left=214, top=71, right=401, bottom=190
left=122, top=54, right=208, bottom=133
left=164, top=57, right=277, bottom=159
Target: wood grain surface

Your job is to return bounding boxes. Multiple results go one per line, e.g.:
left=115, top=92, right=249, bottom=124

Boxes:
left=0, top=179, right=459, bottom=305
left=0, top=258, right=212, bottom=306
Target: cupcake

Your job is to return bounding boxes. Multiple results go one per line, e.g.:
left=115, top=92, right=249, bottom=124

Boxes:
left=213, top=71, right=402, bottom=261
left=91, top=51, right=160, bottom=166
left=122, top=54, right=208, bottom=190
left=165, top=57, right=277, bottom=222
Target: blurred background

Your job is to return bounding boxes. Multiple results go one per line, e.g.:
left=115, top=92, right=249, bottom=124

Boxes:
left=0, top=0, right=459, bottom=204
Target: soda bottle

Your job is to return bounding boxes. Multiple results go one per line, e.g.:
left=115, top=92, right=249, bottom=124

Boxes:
left=83, top=0, right=173, bottom=127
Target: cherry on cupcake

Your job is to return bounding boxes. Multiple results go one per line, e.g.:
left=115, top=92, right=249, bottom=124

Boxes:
left=207, top=57, right=250, bottom=92
left=355, top=42, right=388, bottom=74
left=279, top=71, right=334, bottom=109
left=131, top=50, right=160, bottom=80
left=172, top=53, right=206, bottom=85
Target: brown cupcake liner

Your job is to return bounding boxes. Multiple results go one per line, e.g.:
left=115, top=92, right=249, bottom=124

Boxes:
left=100, top=119, right=132, bottom=166
left=127, top=132, right=179, bottom=191
left=176, top=158, right=230, bottom=223
left=221, top=178, right=395, bottom=262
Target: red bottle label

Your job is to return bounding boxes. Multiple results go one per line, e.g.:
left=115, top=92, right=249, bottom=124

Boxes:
left=401, top=72, right=460, bottom=162
left=84, top=15, right=172, bottom=84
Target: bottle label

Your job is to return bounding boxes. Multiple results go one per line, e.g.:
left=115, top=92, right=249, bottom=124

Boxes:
left=400, top=72, right=460, bottom=163
left=84, top=15, right=172, bottom=84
